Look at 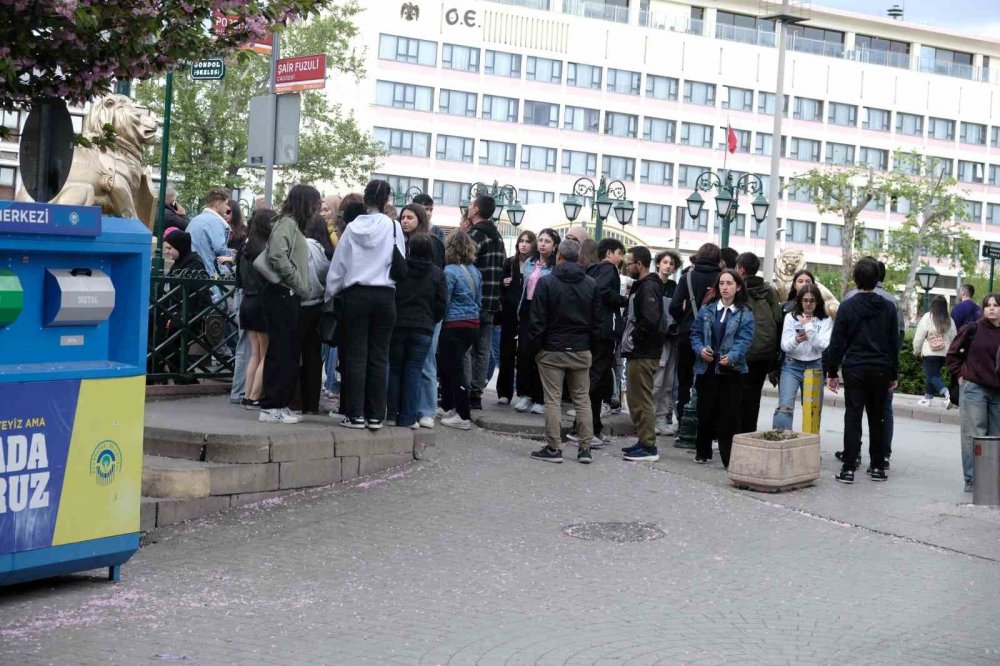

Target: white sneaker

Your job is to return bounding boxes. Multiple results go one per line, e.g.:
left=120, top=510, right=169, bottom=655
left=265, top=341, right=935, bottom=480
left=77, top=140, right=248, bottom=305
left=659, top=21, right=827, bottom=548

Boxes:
left=589, top=434, right=604, bottom=449
left=259, top=408, right=300, bottom=424
left=917, top=398, right=931, bottom=407
left=419, top=416, right=435, bottom=429
left=655, top=419, right=670, bottom=436
left=410, top=422, right=421, bottom=430
left=497, top=397, right=510, bottom=405
left=436, top=408, right=455, bottom=420
left=530, top=403, right=545, bottom=415
left=514, top=396, right=532, bottom=412
left=567, top=408, right=576, bottom=417
left=441, top=414, right=472, bottom=430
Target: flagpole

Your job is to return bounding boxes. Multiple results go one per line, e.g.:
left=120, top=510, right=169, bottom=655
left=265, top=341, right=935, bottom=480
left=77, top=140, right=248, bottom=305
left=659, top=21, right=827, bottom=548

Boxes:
left=721, top=119, right=730, bottom=247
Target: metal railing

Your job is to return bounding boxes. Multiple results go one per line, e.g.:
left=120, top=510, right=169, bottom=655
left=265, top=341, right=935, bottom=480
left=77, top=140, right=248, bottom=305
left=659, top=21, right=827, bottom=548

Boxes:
left=490, top=0, right=550, bottom=8
left=562, top=0, right=628, bottom=23
left=147, top=271, right=238, bottom=383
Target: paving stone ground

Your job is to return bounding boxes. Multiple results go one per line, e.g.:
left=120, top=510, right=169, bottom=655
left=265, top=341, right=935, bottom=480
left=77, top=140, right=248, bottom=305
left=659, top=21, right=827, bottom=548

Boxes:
left=1, top=397, right=998, bottom=665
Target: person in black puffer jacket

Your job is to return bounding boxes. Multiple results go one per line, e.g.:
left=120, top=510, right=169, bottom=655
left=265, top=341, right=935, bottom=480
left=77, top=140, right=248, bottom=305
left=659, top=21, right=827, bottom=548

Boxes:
left=668, top=243, right=723, bottom=427
left=386, top=234, right=447, bottom=428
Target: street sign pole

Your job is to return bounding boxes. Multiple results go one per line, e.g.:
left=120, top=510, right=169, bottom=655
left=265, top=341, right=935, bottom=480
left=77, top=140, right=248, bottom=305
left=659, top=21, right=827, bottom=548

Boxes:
left=991, top=259, right=996, bottom=293
left=263, top=37, right=280, bottom=208
left=153, top=71, right=174, bottom=273
left=982, top=243, right=1000, bottom=292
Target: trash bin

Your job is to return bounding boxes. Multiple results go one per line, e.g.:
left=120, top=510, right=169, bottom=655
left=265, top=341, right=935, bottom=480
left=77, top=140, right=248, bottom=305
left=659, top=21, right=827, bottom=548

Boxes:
left=973, top=436, right=1000, bottom=506
left=0, top=202, right=150, bottom=585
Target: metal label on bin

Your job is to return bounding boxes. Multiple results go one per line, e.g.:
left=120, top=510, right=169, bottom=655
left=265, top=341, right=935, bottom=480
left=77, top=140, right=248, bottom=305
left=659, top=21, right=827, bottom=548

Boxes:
left=43, top=268, right=115, bottom=326
left=0, top=202, right=101, bottom=237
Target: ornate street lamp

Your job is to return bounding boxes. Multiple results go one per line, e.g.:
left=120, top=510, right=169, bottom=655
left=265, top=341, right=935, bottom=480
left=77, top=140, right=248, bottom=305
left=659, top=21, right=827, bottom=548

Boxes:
left=686, top=171, right=769, bottom=248
left=461, top=181, right=525, bottom=227
left=916, top=265, right=940, bottom=314
left=393, top=186, right=424, bottom=207
left=562, top=175, right=632, bottom=241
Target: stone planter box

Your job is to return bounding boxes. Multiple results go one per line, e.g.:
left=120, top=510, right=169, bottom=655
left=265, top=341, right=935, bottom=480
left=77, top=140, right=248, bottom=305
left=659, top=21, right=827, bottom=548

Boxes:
left=728, top=430, right=820, bottom=493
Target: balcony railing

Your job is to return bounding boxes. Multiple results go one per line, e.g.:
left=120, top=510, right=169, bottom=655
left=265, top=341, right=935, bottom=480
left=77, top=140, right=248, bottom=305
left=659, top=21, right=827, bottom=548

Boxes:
left=714, top=22, right=777, bottom=48
left=919, top=58, right=976, bottom=80
left=562, top=0, right=628, bottom=23
left=849, top=47, right=911, bottom=69
left=490, top=0, right=551, bottom=9
left=788, top=34, right=846, bottom=59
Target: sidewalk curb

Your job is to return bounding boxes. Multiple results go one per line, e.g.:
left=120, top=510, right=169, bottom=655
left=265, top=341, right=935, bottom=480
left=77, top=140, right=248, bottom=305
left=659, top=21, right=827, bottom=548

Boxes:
left=760, top=386, right=959, bottom=426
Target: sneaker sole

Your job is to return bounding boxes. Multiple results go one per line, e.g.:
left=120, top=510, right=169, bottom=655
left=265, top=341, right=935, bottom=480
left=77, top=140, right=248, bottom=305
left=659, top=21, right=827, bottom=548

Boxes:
left=367, top=425, right=383, bottom=431
left=340, top=422, right=366, bottom=429
left=578, top=457, right=592, bottom=464
left=530, top=455, right=563, bottom=463
left=871, top=476, right=887, bottom=482
left=623, top=454, right=660, bottom=462
left=441, top=422, right=472, bottom=431
left=835, top=476, right=854, bottom=484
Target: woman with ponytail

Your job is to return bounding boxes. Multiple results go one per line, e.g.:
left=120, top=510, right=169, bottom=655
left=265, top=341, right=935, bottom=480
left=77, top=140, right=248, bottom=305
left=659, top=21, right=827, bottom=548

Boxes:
left=325, top=179, right=407, bottom=430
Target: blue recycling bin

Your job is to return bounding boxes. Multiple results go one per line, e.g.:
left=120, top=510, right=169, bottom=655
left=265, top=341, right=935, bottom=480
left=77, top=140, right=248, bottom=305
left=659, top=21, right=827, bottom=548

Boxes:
left=0, top=201, right=150, bottom=585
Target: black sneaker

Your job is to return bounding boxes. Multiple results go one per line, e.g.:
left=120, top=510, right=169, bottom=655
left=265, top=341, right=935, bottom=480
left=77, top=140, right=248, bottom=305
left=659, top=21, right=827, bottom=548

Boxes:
left=366, top=419, right=383, bottom=431
left=531, top=446, right=563, bottom=463
left=470, top=397, right=483, bottom=410
left=835, top=451, right=862, bottom=470
left=577, top=448, right=593, bottom=464
left=340, top=416, right=366, bottom=429
left=883, top=458, right=891, bottom=470
left=870, top=467, right=887, bottom=481
left=965, top=480, right=974, bottom=493
left=835, top=469, right=855, bottom=484
left=241, top=398, right=260, bottom=410
left=623, top=445, right=660, bottom=462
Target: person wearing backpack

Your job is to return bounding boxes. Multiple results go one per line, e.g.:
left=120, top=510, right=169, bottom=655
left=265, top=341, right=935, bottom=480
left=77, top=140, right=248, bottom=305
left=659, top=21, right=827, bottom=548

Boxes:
left=736, top=252, right=783, bottom=433
left=668, top=243, right=723, bottom=434
left=913, top=295, right=957, bottom=407
left=621, top=246, right=666, bottom=462
left=946, top=292, right=1000, bottom=493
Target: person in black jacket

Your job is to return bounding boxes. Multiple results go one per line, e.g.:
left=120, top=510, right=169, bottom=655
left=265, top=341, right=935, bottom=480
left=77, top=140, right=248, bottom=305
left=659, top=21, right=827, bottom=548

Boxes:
left=525, top=239, right=601, bottom=464
left=669, top=243, right=723, bottom=434
left=387, top=234, right=447, bottom=429
left=622, top=246, right=666, bottom=462
left=826, top=258, right=899, bottom=484
left=567, top=238, right=625, bottom=447
left=497, top=230, right=535, bottom=404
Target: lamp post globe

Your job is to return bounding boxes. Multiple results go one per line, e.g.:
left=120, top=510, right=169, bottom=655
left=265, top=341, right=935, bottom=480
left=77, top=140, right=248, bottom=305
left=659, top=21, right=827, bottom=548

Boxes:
left=562, top=195, right=583, bottom=223
left=916, top=265, right=939, bottom=314
left=685, top=190, right=705, bottom=220
left=751, top=192, right=770, bottom=223
left=613, top=199, right=634, bottom=227
left=506, top=202, right=526, bottom=228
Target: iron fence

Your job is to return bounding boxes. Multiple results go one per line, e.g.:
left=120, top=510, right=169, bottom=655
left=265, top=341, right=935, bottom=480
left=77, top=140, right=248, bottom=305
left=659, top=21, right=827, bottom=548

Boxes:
left=147, top=270, right=238, bottom=383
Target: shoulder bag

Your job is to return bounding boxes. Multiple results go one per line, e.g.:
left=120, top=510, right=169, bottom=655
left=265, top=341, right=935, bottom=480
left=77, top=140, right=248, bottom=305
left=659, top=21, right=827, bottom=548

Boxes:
left=253, top=243, right=282, bottom=284
left=390, top=221, right=407, bottom=283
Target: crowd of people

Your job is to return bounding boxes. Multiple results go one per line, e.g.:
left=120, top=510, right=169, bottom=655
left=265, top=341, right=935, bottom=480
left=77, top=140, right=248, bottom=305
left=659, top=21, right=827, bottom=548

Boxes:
left=159, top=179, right=998, bottom=494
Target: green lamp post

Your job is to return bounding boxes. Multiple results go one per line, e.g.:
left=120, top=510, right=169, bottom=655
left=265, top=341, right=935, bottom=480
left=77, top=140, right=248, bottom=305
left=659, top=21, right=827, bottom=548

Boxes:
left=460, top=181, right=525, bottom=228
left=686, top=171, right=770, bottom=248
left=561, top=176, right=633, bottom=241
left=916, top=265, right=940, bottom=315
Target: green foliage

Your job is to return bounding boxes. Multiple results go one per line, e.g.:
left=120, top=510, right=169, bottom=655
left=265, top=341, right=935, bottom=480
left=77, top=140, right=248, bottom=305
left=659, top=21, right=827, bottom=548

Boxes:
left=135, top=2, right=384, bottom=208
left=881, top=151, right=974, bottom=317
left=795, top=166, right=882, bottom=296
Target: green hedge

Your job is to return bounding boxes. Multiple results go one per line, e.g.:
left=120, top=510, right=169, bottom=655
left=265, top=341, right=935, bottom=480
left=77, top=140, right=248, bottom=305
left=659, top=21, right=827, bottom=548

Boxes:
left=897, top=332, right=950, bottom=397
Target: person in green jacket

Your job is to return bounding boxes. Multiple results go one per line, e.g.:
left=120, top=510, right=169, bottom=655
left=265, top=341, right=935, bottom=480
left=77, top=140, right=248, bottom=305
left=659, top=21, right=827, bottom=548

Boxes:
left=259, top=184, right=316, bottom=425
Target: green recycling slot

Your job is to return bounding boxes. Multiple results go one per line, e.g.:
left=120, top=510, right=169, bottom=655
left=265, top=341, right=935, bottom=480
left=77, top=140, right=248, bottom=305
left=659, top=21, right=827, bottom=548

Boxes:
left=0, top=268, right=24, bottom=326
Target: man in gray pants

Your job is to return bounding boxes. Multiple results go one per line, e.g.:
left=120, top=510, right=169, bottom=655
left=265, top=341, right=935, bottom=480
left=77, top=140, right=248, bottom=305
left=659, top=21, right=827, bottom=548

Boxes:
left=466, top=194, right=506, bottom=410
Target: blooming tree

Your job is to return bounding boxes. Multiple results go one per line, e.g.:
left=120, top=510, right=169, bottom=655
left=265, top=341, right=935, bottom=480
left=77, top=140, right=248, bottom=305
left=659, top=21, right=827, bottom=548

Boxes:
left=0, top=0, right=329, bottom=110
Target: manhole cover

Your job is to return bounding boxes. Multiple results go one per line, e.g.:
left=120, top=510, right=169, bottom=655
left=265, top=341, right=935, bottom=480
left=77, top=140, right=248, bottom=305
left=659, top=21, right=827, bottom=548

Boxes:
left=562, top=521, right=666, bottom=543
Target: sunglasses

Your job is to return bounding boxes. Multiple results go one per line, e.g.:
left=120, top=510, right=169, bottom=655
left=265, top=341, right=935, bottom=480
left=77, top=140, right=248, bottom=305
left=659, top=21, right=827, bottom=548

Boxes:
left=225, top=209, right=232, bottom=215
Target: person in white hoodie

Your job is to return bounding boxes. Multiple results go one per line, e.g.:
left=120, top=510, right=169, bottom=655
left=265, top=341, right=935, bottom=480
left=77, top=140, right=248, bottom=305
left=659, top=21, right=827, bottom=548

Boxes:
left=772, top=284, right=833, bottom=431
left=325, top=179, right=407, bottom=430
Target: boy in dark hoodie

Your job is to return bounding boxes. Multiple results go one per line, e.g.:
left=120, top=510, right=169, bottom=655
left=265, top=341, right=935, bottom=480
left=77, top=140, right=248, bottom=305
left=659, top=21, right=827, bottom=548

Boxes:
left=826, top=258, right=899, bottom=484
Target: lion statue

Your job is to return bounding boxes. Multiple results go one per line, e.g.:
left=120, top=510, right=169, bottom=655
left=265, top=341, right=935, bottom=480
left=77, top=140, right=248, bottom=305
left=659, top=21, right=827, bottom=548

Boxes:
left=16, top=94, right=159, bottom=227
left=773, top=248, right=840, bottom=318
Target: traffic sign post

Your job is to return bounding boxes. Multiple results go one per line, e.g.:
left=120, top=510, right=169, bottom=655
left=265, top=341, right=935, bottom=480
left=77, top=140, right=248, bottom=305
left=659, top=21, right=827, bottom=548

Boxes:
left=191, top=59, right=226, bottom=81
left=983, top=243, right=1000, bottom=291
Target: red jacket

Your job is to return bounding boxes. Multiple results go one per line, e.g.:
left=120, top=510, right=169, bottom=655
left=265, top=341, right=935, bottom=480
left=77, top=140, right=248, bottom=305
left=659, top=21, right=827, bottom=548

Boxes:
left=946, top=319, right=1000, bottom=389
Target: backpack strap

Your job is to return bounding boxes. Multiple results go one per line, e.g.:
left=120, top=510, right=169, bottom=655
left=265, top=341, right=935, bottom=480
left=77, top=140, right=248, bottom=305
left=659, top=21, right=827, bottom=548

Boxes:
left=685, top=270, right=695, bottom=313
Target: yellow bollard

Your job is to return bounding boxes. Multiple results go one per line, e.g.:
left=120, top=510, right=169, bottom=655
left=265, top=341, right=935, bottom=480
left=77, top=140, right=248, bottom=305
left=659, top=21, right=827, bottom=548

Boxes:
left=802, top=368, right=823, bottom=434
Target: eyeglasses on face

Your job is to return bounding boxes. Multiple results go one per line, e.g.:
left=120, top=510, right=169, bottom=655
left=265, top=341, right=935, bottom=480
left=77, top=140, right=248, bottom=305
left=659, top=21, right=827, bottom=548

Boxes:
left=801, top=297, right=816, bottom=303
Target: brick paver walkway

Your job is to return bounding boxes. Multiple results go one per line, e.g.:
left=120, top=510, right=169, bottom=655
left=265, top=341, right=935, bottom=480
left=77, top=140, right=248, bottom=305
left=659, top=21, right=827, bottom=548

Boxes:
left=1, top=398, right=998, bottom=665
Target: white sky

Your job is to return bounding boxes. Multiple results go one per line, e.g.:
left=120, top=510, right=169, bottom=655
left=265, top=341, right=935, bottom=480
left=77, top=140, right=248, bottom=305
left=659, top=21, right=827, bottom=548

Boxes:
left=815, top=0, right=1000, bottom=39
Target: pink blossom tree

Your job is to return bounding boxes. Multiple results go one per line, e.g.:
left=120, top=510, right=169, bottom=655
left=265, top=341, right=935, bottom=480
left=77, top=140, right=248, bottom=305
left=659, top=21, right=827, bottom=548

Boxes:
left=0, top=0, right=328, bottom=110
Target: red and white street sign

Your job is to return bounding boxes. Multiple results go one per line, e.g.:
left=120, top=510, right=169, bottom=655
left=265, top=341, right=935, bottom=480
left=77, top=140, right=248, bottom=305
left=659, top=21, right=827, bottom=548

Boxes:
left=213, top=11, right=275, bottom=55
left=274, top=54, right=327, bottom=94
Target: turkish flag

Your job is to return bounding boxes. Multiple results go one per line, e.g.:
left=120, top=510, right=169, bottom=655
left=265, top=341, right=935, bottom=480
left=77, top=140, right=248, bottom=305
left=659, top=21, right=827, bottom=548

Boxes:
left=727, top=124, right=737, bottom=154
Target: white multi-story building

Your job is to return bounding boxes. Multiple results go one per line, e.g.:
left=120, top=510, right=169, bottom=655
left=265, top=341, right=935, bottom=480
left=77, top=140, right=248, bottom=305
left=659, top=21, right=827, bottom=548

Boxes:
left=342, top=0, right=1000, bottom=291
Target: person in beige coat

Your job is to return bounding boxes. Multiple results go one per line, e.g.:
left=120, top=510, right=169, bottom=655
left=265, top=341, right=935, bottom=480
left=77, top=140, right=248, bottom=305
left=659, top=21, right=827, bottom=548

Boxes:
left=913, top=295, right=957, bottom=406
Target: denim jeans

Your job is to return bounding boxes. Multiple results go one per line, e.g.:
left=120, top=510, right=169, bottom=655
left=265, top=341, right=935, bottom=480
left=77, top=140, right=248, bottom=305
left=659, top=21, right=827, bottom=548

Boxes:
left=470, top=321, right=494, bottom=397
left=387, top=329, right=433, bottom=427
left=772, top=357, right=823, bottom=431
left=418, top=321, right=442, bottom=419
left=487, top=324, right=501, bottom=383
left=959, top=381, right=1000, bottom=482
left=923, top=356, right=947, bottom=399
left=323, top=344, right=340, bottom=392
left=229, top=289, right=250, bottom=403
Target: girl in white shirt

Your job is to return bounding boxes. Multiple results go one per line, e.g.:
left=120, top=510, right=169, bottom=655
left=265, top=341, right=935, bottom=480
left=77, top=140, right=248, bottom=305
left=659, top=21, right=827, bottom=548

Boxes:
left=773, top=284, right=833, bottom=431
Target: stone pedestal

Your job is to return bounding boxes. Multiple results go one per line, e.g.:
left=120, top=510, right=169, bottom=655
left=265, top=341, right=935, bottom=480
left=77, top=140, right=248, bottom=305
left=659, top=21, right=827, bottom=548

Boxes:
left=728, top=431, right=820, bottom=493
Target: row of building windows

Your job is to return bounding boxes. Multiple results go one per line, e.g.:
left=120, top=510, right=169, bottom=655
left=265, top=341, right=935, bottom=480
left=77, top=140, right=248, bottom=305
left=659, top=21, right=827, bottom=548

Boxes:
left=375, top=80, right=1000, bottom=154
left=375, top=166, right=1000, bottom=233
left=374, top=123, right=1000, bottom=186
left=377, top=34, right=997, bottom=142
